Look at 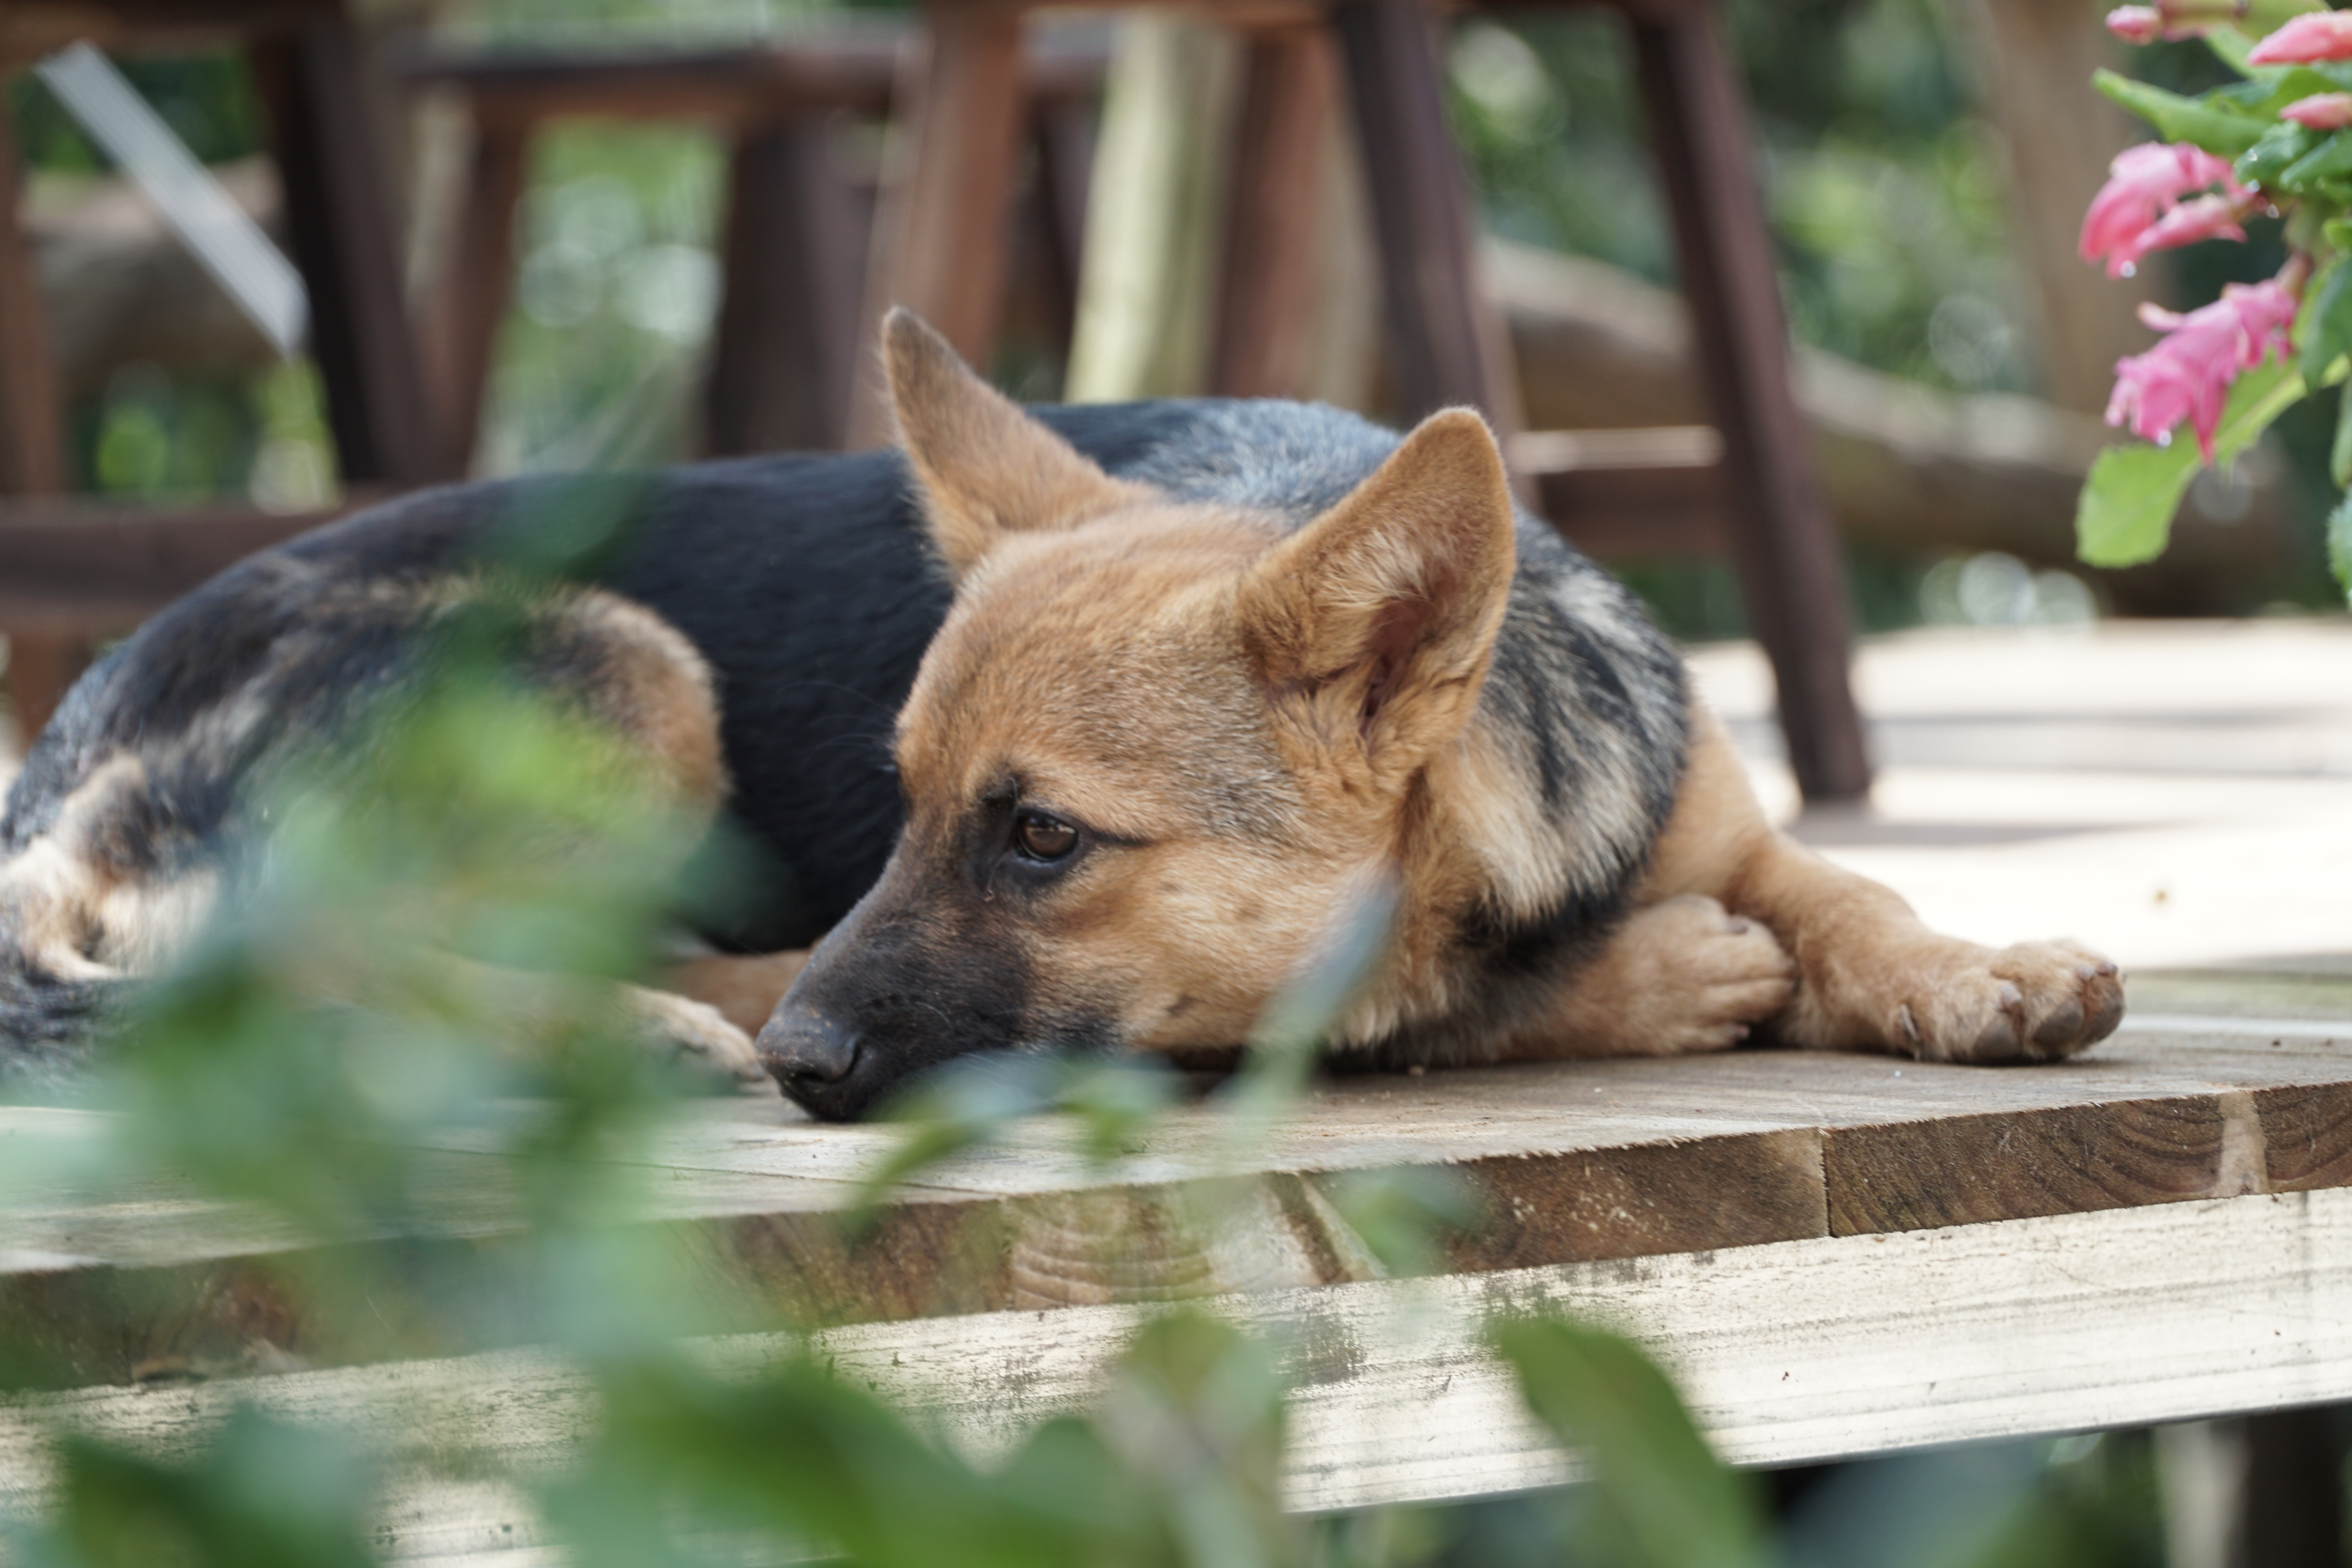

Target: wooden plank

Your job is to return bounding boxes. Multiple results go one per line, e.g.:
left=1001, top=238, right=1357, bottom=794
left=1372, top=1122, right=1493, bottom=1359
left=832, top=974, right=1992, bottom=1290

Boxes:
left=844, top=3, right=1031, bottom=449
left=1328, top=0, right=1523, bottom=436
left=426, top=108, right=530, bottom=476
left=394, top=38, right=906, bottom=124
left=0, top=500, right=356, bottom=630
left=705, top=117, right=860, bottom=455
left=5, top=1186, right=2351, bottom=1552
left=8, top=1007, right=2352, bottom=1386
left=1209, top=26, right=1336, bottom=399
left=1625, top=0, right=1870, bottom=801
left=250, top=18, right=450, bottom=486
left=0, top=91, right=63, bottom=498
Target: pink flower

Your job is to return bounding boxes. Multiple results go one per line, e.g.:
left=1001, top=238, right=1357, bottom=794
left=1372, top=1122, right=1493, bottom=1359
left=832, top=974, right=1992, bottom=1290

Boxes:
left=2079, top=143, right=2253, bottom=278
left=2105, top=279, right=2299, bottom=461
left=2247, top=10, right=2352, bottom=64
left=2281, top=91, right=2352, bottom=129
left=2107, top=0, right=2251, bottom=41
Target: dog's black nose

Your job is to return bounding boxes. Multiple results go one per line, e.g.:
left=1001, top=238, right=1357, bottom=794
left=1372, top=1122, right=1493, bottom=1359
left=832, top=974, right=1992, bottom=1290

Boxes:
left=756, top=1007, right=862, bottom=1100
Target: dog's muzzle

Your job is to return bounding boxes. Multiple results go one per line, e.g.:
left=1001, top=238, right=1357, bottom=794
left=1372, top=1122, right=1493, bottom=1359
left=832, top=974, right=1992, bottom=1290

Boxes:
left=755, top=1005, right=865, bottom=1118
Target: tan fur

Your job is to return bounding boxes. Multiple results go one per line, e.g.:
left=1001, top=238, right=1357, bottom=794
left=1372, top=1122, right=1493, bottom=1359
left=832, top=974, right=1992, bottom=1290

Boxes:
left=854, top=314, right=2123, bottom=1072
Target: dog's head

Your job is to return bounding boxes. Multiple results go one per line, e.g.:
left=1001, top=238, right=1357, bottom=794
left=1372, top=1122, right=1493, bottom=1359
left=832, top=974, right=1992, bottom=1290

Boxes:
left=759, top=313, right=1518, bottom=1119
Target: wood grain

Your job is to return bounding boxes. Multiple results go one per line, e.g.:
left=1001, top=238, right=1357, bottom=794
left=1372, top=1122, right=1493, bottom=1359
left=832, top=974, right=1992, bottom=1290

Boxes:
left=8, top=1001, right=2352, bottom=1388
left=5, top=1187, right=2352, bottom=1553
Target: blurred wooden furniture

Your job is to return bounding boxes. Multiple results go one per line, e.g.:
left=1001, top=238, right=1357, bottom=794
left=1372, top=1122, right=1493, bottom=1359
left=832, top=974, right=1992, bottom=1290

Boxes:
left=0, top=0, right=441, bottom=738
left=861, top=0, right=1870, bottom=800
left=399, top=30, right=1108, bottom=464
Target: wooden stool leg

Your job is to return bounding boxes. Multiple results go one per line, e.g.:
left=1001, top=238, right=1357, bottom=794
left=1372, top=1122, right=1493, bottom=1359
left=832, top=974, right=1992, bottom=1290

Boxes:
left=429, top=108, right=532, bottom=476
left=0, top=96, right=86, bottom=746
left=707, top=116, right=860, bottom=455
left=251, top=20, right=449, bottom=486
left=1328, top=0, right=1522, bottom=434
left=0, top=94, right=63, bottom=500
left=845, top=6, right=1030, bottom=448
left=1630, top=3, right=1869, bottom=801
left=1031, top=95, right=1097, bottom=363
left=4, top=633, right=96, bottom=745
left=1210, top=27, right=1336, bottom=399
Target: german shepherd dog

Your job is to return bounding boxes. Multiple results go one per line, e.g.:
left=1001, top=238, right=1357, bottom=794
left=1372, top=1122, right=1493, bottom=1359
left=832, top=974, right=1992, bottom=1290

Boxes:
left=0, top=312, right=2124, bottom=1116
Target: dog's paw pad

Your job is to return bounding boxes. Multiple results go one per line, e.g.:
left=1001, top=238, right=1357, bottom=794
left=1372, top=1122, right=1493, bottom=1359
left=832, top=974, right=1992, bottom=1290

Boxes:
left=1903, top=941, right=2124, bottom=1064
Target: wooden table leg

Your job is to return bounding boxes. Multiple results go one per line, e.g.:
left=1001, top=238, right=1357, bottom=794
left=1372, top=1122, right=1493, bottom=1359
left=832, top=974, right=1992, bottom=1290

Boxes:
left=251, top=18, right=450, bottom=486
left=1031, top=94, right=1096, bottom=365
left=1629, top=0, right=1869, bottom=801
left=0, top=93, right=90, bottom=746
left=1328, top=0, right=1523, bottom=436
left=707, top=115, right=860, bottom=455
left=845, top=4, right=1029, bottom=448
left=428, top=105, right=532, bottom=476
left=1210, top=26, right=1335, bottom=399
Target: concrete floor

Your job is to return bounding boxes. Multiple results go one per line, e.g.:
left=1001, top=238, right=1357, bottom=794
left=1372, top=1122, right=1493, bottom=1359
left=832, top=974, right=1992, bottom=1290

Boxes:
left=1692, top=618, right=2352, bottom=971
left=4, top=618, right=2348, bottom=972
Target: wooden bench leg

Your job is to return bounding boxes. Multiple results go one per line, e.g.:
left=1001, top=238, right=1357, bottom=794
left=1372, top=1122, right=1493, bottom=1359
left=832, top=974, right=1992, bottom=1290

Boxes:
left=707, top=116, right=860, bottom=455
left=428, top=107, right=532, bottom=476
left=1630, top=2, right=1869, bottom=801
left=0, top=93, right=64, bottom=501
left=1210, top=26, right=1336, bottom=399
left=1031, top=94, right=1096, bottom=364
left=252, top=19, right=450, bottom=486
left=4, top=633, right=96, bottom=745
left=845, top=5, right=1030, bottom=448
left=1328, top=0, right=1522, bottom=434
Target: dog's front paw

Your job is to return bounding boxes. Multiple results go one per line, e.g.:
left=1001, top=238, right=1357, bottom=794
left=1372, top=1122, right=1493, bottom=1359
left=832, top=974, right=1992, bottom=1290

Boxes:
left=623, top=986, right=771, bottom=1092
left=1893, top=940, right=2123, bottom=1063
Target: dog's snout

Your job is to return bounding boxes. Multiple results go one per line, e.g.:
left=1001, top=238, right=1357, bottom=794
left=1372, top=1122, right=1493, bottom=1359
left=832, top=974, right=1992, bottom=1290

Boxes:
left=757, top=1007, right=862, bottom=1092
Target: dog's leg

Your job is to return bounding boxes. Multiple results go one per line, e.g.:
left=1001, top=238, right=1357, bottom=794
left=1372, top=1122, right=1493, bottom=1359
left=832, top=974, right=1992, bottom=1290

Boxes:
left=1502, top=892, right=1795, bottom=1059
left=1648, top=706, right=2124, bottom=1062
left=662, top=950, right=809, bottom=1037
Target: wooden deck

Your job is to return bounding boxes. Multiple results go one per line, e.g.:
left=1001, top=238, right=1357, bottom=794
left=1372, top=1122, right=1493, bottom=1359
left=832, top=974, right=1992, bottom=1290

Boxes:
left=0, top=618, right=2347, bottom=1550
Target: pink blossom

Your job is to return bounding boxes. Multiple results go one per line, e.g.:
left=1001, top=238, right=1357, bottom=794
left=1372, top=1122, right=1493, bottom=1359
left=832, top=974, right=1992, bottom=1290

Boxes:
left=2247, top=10, right=2352, bottom=64
left=2281, top=91, right=2352, bottom=129
left=2107, top=5, right=2166, bottom=41
left=2105, top=280, right=2299, bottom=461
left=2079, top=143, right=2253, bottom=278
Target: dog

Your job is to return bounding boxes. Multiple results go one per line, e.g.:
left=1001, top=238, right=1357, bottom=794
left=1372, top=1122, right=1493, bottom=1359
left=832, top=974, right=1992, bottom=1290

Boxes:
left=0, top=310, right=2124, bottom=1115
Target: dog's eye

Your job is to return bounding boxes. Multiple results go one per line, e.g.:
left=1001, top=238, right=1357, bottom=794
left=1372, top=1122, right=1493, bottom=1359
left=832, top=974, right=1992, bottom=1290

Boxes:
left=1014, top=811, right=1079, bottom=862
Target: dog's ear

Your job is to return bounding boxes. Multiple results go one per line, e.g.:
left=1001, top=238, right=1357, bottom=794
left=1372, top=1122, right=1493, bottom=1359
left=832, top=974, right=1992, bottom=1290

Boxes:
left=1235, top=408, right=1516, bottom=769
left=884, top=309, right=1147, bottom=579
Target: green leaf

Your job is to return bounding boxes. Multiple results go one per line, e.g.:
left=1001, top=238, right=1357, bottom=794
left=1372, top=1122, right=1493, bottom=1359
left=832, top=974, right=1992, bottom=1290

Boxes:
left=2203, top=24, right=2261, bottom=76
left=2076, top=361, right=2306, bottom=568
left=2245, top=0, right=2328, bottom=39
left=2328, top=490, right=2352, bottom=602
left=2282, top=130, right=2352, bottom=187
left=2238, top=121, right=2320, bottom=189
left=2094, top=70, right=2271, bottom=154
left=2303, top=260, right=2352, bottom=385
left=2333, top=385, right=2352, bottom=486
left=1496, top=1319, right=1768, bottom=1568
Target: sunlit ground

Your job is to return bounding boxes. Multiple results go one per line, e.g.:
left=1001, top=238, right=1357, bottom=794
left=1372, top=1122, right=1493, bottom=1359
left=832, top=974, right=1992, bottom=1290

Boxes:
left=1693, top=618, right=2352, bottom=969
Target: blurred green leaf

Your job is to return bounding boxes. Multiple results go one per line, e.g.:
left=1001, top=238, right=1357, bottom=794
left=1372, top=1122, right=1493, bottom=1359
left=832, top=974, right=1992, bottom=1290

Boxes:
left=1318, top=1166, right=1483, bottom=1279
left=2075, top=361, right=2305, bottom=568
left=2303, top=260, right=2352, bottom=387
left=37, top=1408, right=376, bottom=1568
left=2328, top=490, right=2352, bottom=601
left=2092, top=71, right=2269, bottom=154
left=2236, top=120, right=2319, bottom=189
left=1495, top=1318, right=1766, bottom=1568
